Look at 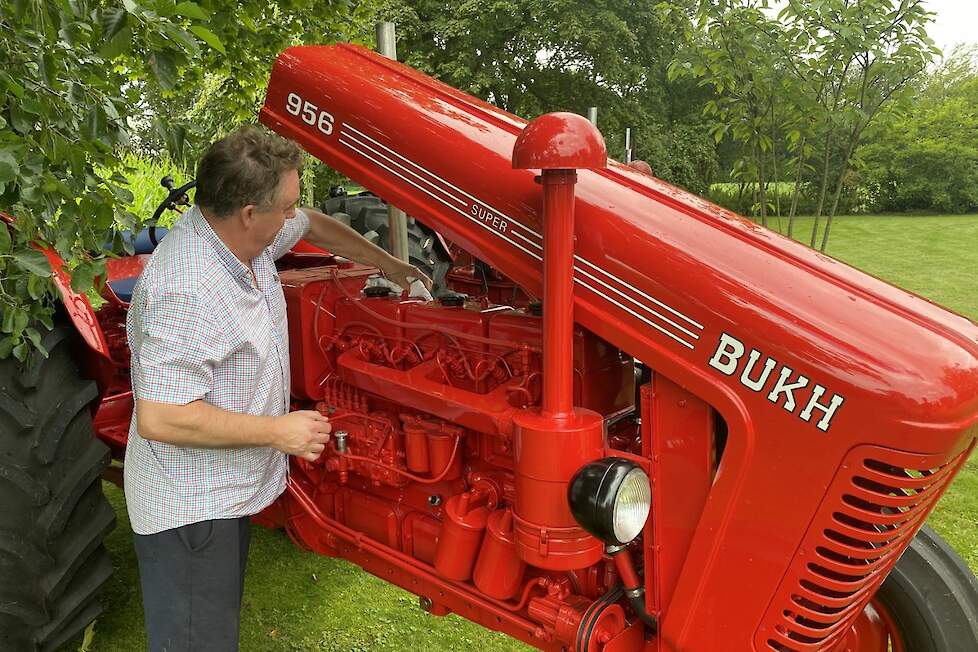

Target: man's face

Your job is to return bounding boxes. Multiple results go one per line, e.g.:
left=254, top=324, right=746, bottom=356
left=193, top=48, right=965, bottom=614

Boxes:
left=251, top=169, right=301, bottom=250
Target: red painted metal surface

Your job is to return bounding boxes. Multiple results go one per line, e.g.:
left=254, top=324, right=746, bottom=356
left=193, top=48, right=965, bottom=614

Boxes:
left=512, top=112, right=608, bottom=171
left=271, top=261, right=633, bottom=648
left=509, top=114, right=609, bottom=578
left=536, top=170, right=579, bottom=417
left=643, top=379, right=715, bottom=620
left=255, top=44, right=978, bottom=651
left=473, top=508, right=526, bottom=599
left=43, top=248, right=111, bottom=361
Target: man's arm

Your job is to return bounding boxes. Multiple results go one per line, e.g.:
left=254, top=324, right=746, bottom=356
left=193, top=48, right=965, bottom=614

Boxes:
left=137, top=399, right=331, bottom=462
left=301, top=207, right=432, bottom=290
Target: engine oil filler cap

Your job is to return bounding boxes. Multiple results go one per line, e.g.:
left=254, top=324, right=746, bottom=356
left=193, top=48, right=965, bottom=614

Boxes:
left=439, top=294, right=466, bottom=307
left=364, top=285, right=392, bottom=298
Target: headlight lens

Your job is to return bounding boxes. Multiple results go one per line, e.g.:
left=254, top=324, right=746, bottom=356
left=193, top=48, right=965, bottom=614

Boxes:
left=568, top=457, right=652, bottom=545
left=612, top=467, right=652, bottom=543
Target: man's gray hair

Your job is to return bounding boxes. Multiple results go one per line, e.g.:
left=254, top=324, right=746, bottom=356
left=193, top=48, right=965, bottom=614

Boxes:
left=195, top=126, right=304, bottom=218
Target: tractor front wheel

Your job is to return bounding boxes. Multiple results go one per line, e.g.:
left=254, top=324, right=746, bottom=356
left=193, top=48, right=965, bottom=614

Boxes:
left=0, top=324, right=116, bottom=652
left=846, top=525, right=978, bottom=651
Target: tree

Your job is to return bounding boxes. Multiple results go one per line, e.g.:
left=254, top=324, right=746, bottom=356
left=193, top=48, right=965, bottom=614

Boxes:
left=667, top=0, right=826, bottom=230
left=857, top=46, right=978, bottom=214
left=779, top=0, right=938, bottom=250
left=667, top=0, right=937, bottom=250
left=0, top=0, right=372, bottom=359
left=380, top=0, right=718, bottom=194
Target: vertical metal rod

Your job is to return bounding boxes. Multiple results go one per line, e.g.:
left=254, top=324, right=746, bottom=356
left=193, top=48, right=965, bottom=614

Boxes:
left=587, top=107, right=598, bottom=126
left=624, top=127, right=632, bottom=164
left=376, top=22, right=398, bottom=60
left=376, top=22, right=410, bottom=262
left=540, top=169, right=578, bottom=418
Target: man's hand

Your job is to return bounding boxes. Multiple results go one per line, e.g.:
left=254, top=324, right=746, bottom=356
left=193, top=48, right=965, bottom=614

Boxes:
left=271, top=410, right=332, bottom=462
left=136, top=400, right=333, bottom=457
left=383, top=259, right=433, bottom=292
left=300, top=207, right=434, bottom=296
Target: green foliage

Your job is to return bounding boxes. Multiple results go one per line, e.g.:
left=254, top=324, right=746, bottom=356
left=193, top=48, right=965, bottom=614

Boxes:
left=667, top=0, right=938, bottom=246
left=102, top=151, right=191, bottom=226
left=379, top=0, right=717, bottom=194
left=857, top=47, right=978, bottom=214
left=0, top=0, right=375, bottom=358
left=77, top=620, right=96, bottom=652
left=134, top=0, right=381, bottom=163
left=636, top=123, right=719, bottom=196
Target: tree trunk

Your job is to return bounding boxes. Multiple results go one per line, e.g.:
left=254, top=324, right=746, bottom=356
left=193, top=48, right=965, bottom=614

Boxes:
left=786, top=134, right=807, bottom=239
left=757, top=142, right=768, bottom=228
left=820, top=132, right=861, bottom=252
left=750, top=179, right=758, bottom=219
left=810, top=130, right=834, bottom=248
left=771, top=133, right=782, bottom=233
left=770, top=104, right=782, bottom=233
left=811, top=70, right=848, bottom=248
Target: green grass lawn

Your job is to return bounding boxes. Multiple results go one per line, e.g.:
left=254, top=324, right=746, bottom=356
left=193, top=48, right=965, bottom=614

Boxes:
left=62, top=213, right=978, bottom=652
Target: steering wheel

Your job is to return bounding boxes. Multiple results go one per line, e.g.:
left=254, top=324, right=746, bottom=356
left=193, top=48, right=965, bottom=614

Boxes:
left=151, top=175, right=197, bottom=245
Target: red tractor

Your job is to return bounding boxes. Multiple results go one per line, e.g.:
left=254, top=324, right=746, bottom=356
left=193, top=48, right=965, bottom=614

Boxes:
left=3, top=44, right=978, bottom=652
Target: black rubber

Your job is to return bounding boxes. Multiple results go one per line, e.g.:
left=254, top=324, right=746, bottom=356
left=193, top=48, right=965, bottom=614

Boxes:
left=873, top=524, right=978, bottom=651
left=322, top=194, right=452, bottom=295
left=0, top=324, right=116, bottom=652
left=576, top=584, right=624, bottom=652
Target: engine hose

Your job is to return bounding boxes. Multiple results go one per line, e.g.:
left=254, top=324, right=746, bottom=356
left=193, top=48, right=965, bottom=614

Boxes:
left=335, top=434, right=461, bottom=484
left=611, top=547, right=659, bottom=634
left=624, top=589, right=658, bottom=634
left=330, top=269, right=541, bottom=352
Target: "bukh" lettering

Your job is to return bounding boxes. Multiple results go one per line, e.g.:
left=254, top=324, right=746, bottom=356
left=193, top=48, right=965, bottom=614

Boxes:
left=708, top=332, right=845, bottom=432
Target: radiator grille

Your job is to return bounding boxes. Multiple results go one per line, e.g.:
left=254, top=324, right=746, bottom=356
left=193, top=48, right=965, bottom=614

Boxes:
left=758, top=444, right=970, bottom=651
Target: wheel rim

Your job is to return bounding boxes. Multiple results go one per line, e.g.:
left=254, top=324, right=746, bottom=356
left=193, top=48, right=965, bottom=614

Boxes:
left=842, top=597, right=907, bottom=652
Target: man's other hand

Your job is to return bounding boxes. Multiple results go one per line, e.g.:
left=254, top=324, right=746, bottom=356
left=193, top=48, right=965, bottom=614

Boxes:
left=384, top=259, right=433, bottom=292
left=272, top=410, right=332, bottom=461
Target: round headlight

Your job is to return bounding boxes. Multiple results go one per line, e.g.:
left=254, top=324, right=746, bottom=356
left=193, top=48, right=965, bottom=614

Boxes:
left=568, top=457, right=652, bottom=546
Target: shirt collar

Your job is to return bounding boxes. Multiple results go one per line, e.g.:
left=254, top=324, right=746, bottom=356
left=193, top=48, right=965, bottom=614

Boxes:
left=190, top=205, right=256, bottom=287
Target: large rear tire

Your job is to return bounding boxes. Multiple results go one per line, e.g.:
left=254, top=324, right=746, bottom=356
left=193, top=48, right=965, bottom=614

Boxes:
left=0, top=325, right=116, bottom=652
left=323, top=193, right=452, bottom=295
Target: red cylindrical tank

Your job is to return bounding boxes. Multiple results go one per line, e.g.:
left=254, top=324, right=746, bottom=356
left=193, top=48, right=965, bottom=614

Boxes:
left=428, top=431, right=462, bottom=481
left=403, top=421, right=430, bottom=473
left=473, top=509, right=525, bottom=600
left=433, top=492, right=489, bottom=581
left=512, top=409, right=604, bottom=570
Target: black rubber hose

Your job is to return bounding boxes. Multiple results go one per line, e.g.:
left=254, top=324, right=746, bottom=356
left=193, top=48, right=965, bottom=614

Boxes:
left=625, top=590, right=658, bottom=634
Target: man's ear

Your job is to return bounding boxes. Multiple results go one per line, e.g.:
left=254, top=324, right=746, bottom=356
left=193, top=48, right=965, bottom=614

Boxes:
left=238, top=204, right=257, bottom=230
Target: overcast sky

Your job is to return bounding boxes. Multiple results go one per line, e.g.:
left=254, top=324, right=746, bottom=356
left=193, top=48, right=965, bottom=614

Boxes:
left=923, top=0, right=977, bottom=54
left=765, top=1, right=976, bottom=56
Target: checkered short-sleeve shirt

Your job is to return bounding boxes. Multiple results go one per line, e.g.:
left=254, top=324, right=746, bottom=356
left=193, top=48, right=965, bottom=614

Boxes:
left=123, top=205, right=310, bottom=535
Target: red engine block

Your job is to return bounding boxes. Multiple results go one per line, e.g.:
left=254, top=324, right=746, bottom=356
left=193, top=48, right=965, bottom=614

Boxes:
left=266, top=262, right=639, bottom=648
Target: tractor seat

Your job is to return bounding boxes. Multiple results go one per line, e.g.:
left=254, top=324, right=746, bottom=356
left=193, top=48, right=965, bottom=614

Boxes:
left=106, top=226, right=169, bottom=302
left=107, top=276, right=139, bottom=303
left=121, top=226, right=170, bottom=255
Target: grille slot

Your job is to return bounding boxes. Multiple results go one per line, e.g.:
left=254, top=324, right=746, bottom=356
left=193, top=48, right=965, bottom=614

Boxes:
left=758, top=444, right=970, bottom=651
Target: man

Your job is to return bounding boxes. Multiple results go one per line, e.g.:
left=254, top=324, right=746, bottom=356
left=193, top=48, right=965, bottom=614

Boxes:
left=123, top=126, right=426, bottom=651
